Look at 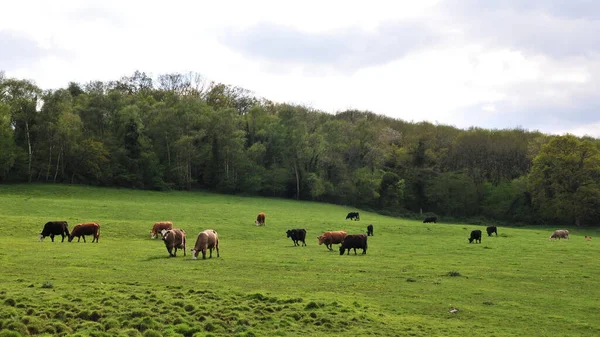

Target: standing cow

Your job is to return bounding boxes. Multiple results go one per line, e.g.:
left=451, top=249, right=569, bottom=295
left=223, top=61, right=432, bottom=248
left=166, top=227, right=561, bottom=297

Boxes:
left=339, top=234, right=368, bottom=255
left=255, top=213, right=266, bottom=226
left=191, top=229, right=220, bottom=260
left=549, top=230, right=569, bottom=241
left=69, top=222, right=100, bottom=243
left=286, top=228, right=307, bottom=246
left=151, top=221, right=173, bottom=239
left=345, top=212, right=360, bottom=221
left=423, top=216, right=437, bottom=223
left=468, top=230, right=482, bottom=244
left=486, top=226, right=498, bottom=237
left=317, top=231, right=347, bottom=251
left=39, top=221, right=70, bottom=242
left=162, top=229, right=186, bottom=257
left=366, top=224, right=374, bottom=236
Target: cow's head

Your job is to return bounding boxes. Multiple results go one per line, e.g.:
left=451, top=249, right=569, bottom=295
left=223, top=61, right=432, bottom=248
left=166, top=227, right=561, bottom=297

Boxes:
left=151, top=231, right=157, bottom=239
left=39, top=234, right=45, bottom=242
left=317, top=236, right=325, bottom=245
left=190, top=249, right=198, bottom=259
left=339, top=246, right=345, bottom=255
left=286, top=230, right=292, bottom=238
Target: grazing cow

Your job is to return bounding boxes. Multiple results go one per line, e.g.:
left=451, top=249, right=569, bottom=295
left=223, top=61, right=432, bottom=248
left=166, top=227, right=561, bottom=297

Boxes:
left=585, top=236, right=592, bottom=241
left=286, top=228, right=307, bottom=246
left=366, top=224, right=374, bottom=236
left=39, top=221, right=70, bottom=242
left=317, top=231, right=347, bottom=251
left=68, top=222, right=100, bottom=243
left=339, top=234, right=368, bottom=255
left=162, top=228, right=186, bottom=257
left=468, top=230, right=482, bottom=244
left=549, top=230, right=569, bottom=241
left=486, top=226, right=498, bottom=237
left=345, top=212, right=360, bottom=221
left=255, top=212, right=266, bottom=226
left=191, top=229, right=219, bottom=260
left=151, top=221, right=173, bottom=239
left=423, top=216, right=437, bottom=223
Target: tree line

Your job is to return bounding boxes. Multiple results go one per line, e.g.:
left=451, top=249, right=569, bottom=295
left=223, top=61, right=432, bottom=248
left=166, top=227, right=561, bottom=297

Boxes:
left=1, top=70, right=599, bottom=226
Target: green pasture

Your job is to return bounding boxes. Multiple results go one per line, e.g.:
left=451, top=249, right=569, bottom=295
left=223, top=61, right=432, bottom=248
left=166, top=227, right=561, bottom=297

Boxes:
left=0, top=184, right=598, bottom=337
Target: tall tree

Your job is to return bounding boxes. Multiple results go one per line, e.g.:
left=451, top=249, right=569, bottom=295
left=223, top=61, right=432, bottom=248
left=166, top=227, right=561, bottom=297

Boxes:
left=529, top=135, right=600, bottom=226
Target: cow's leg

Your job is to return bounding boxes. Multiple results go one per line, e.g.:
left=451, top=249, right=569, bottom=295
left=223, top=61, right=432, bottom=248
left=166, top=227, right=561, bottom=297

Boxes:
left=82, top=235, right=86, bottom=243
left=50, top=234, right=55, bottom=242
left=354, top=248, right=357, bottom=255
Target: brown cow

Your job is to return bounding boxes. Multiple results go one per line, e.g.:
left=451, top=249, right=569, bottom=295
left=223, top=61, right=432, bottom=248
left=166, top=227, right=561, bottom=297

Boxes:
left=68, top=222, right=100, bottom=243
left=585, top=236, right=592, bottom=241
left=191, top=229, right=219, bottom=260
left=162, top=229, right=186, bottom=257
left=317, top=231, right=347, bottom=251
left=151, top=221, right=173, bottom=239
left=255, top=212, right=266, bottom=226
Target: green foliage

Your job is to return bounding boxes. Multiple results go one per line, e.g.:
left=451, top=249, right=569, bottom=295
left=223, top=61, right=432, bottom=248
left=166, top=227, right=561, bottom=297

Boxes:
left=529, top=135, right=600, bottom=225
left=1, top=72, right=599, bottom=225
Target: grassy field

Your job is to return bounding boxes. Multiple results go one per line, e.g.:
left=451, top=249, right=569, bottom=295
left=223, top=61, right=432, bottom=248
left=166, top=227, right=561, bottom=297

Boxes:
left=0, top=184, right=599, bottom=337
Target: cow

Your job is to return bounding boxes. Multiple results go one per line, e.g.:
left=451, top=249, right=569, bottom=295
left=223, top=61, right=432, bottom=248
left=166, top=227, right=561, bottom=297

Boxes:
left=345, top=212, right=360, bottom=221
left=39, top=221, right=70, bottom=242
left=486, top=226, right=498, bottom=237
left=423, top=216, right=437, bottom=223
left=68, top=222, right=100, bottom=243
left=162, top=228, right=186, bottom=257
left=585, top=236, right=592, bottom=241
left=317, top=231, right=347, bottom=251
left=339, top=234, right=368, bottom=255
left=468, top=230, right=482, bottom=244
left=366, top=224, right=374, bottom=236
left=549, top=229, right=569, bottom=241
left=151, top=221, right=173, bottom=239
left=286, top=228, right=307, bottom=246
left=255, top=212, right=266, bottom=226
left=191, top=229, right=219, bottom=260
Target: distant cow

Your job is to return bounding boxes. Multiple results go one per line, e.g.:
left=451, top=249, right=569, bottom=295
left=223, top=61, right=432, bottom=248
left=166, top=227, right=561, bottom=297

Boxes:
left=255, top=212, right=266, bottom=226
left=151, top=221, right=173, bottom=239
left=486, top=226, right=498, bottom=237
left=317, top=231, right=347, bottom=251
left=162, top=228, right=186, bottom=257
left=286, top=228, right=307, bottom=246
left=69, top=222, right=100, bottom=243
left=339, top=234, right=368, bottom=255
left=585, top=236, right=592, bottom=241
left=39, top=221, right=70, bottom=242
left=345, top=212, right=360, bottom=221
left=423, top=216, right=437, bottom=223
left=366, top=224, right=374, bottom=236
left=191, top=229, right=219, bottom=260
left=468, top=230, right=482, bottom=244
left=549, top=229, right=569, bottom=241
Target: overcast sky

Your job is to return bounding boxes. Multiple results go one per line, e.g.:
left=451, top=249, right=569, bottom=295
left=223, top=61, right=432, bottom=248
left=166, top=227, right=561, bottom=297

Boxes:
left=1, top=0, right=599, bottom=137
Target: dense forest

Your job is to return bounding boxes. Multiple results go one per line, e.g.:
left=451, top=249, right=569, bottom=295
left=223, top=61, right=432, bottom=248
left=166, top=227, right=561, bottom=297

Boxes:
left=1, top=70, right=599, bottom=226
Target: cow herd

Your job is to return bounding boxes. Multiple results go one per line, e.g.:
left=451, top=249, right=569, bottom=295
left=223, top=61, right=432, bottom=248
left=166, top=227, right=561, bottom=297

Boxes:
left=38, top=211, right=582, bottom=260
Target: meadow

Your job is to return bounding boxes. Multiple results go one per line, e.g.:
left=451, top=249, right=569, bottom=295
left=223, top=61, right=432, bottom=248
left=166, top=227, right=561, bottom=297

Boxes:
left=0, top=184, right=599, bottom=337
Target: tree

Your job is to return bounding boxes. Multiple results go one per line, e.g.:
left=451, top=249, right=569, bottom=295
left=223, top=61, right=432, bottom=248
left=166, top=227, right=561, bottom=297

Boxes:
left=0, top=102, right=16, bottom=180
left=529, top=135, right=600, bottom=226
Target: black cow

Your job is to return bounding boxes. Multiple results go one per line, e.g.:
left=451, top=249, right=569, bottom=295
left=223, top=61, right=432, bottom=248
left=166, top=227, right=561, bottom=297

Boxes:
left=486, top=226, right=498, bottom=237
left=339, top=234, right=368, bottom=255
left=423, top=216, right=437, bottom=223
left=40, top=221, right=70, bottom=242
left=468, top=230, right=482, bottom=244
left=346, top=212, right=360, bottom=221
left=366, top=224, right=374, bottom=236
left=286, top=228, right=307, bottom=246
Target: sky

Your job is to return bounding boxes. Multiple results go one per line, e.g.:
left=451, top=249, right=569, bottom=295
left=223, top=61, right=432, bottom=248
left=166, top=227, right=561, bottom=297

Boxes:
left=1, top=0, right=599, bottom=138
